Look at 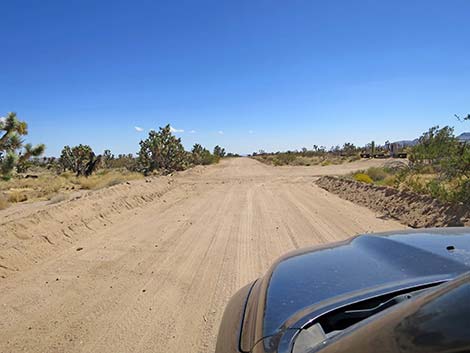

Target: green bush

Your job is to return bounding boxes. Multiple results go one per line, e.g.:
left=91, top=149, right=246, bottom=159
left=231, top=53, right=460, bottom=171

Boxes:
left=59, top=144, right=100, bottom=176
left=272, top=153, right=296, bottom=166
left=191, top=144, right=219, bottom=165
left=365, top=167, right=388, bottom=181
left=454, top=180, right=470, bottom=204
left=0, top=112, right=45, bottom=179
left=137, top=125, right=188, bottom=175
left=426, top=179, right=452, bottom=202
left=354, top=173, right=373, bottom=184
left=213, top=145, right=226, bottom=158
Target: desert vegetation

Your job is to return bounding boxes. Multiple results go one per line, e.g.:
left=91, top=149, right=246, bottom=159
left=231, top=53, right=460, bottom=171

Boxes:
left=250, top=115, right=469, bottom=207
left=0, top=115, right=227, bottom=209
left=349, top=117, right=470, bottom=204
left=252, top=144, right=362, bottom=166
left=2, top=109, right=469, bottom=210
left=0, top=112, right=45, bottom=180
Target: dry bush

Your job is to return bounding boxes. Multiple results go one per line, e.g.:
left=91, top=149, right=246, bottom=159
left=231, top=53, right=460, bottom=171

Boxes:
left=0, top=194, right=9, bottom=210
left=60, top=171, right=76, bottom=179
left=382, top=175, right=397, bottom=186
left=8, top=190, right=29, bottom=203
left=0, top=173, right=70, bottom=202
left=0, top=169, right=143, bottom=205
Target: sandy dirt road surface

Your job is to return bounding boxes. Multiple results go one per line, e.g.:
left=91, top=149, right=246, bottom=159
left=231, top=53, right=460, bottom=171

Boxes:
left=0, top=158, right=405, bottom=353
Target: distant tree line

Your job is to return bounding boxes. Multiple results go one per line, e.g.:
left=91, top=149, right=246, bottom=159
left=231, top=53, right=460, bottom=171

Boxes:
left=57, top=124, right=231, bottom=176
left=0, top=112, right=233, bottom=179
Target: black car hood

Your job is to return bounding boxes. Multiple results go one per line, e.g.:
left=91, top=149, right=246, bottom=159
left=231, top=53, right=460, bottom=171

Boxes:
left=250, top=228, right=470, bottom=351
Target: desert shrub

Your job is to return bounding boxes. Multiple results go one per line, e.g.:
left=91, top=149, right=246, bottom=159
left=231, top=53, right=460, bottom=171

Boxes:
left=366, top=167, right=388, bottom=181
left=418, top=165, right=436, bottom=174
left=382, top=175, right=397, bottom=186
left=201, top=153, right=219, bottom=165
left=321, top=160, right=332, bottom=166
left=410, top=126, right=457, bottom=168
left=454, top=179, right=470, bottom=204
left=107, top=154, right=137, bottom=171
left=353, top=173, right=373, bottom=184
left=426, top=179, right=452, bottom=202
left=272, top=153, right=296, bottom=166
left=398, top=124, right=470, bottom=204
left=8, top=190, right=28, bottom=203
left=401, top=175, right=428, bottom=194
left=0, top=194, right=9, bottom=209
left=291, top=157, right=310, bottom=166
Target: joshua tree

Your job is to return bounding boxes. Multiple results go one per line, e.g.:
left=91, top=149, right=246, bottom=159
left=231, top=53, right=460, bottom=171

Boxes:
left=213, top=145, right=226, bottom=158
left=191, top=144, right=204, bottom=165
left=59, top=144, right=101, bottom=176
left=102, top=149, right=114, bottom=168
left=342, top=142, right=357, bottom=156
left=137, top=124, right=188, bottom=174
left=192, top=143, right=217, bottom=165
left=0, top=112, right=45, bottom=179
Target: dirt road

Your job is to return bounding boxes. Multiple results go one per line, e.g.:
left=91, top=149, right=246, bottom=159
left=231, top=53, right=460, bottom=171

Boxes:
left=0, top=158, right=405, bottom=353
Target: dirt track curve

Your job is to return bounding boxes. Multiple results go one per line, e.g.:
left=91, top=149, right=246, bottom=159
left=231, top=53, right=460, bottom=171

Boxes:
left=0, top=158, right=405, bottom=353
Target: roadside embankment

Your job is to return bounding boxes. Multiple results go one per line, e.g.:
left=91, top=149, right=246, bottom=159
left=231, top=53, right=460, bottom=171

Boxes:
left=0, top=175, right=180, bottom=278
left=316, top=176, right=470, bottom=228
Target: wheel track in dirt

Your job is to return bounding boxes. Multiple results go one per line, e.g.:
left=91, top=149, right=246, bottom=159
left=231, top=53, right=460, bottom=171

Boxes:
left=0, top=158, right=406, bottom=353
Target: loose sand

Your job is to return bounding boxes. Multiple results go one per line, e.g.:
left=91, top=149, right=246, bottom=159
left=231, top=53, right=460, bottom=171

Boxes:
left=0, top=158, right=405, bottom=353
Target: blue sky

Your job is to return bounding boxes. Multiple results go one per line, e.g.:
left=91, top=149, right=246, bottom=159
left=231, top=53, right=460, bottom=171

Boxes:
left=1, top=0, right=469, bottom=156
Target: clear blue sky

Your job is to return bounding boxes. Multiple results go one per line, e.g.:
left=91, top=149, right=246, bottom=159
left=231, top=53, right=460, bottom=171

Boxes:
left=1, top=0, right=469, bottom=156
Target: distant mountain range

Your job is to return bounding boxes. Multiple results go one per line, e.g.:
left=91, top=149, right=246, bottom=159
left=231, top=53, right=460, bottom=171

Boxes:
left=391, top=139, right=419, bottom=147
left=392, top=132, right=470, bottom=146
left=457, top=132, right=470, bottom=142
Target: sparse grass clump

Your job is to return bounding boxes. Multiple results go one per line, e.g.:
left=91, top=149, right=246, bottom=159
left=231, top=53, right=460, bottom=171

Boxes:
left=0, top=173, right=69, bottom=204
left=8, top=190, right=29, bottom=203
